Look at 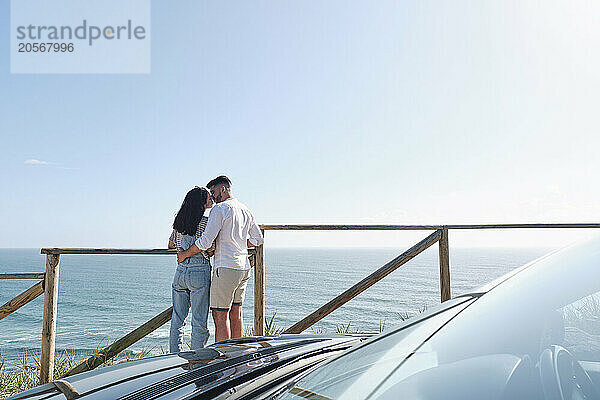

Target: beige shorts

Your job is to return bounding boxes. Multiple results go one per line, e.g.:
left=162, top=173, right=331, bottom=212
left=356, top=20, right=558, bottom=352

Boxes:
left=210, top=267, right=251, bottom=310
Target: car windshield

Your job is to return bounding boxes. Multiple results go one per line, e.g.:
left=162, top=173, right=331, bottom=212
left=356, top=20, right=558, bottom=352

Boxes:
left=279, top=236, right=600, bottom=399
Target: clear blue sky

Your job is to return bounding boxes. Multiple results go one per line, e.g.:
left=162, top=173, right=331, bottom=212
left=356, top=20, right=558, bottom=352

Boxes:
left=1, top=1, right=599, bottom=248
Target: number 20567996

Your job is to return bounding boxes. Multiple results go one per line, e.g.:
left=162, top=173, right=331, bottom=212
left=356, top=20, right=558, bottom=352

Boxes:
left=18, top=43, right=74, bottom=52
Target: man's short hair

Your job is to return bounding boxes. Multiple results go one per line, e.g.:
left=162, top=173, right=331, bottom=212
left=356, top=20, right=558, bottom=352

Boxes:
left=207, top=175, right=232, bottom=189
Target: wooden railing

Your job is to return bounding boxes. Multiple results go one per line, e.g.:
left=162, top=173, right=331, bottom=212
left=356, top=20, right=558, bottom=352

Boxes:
left=1, top=223, right=599, bottom=384
left=255, top=223, right=600, bottom=335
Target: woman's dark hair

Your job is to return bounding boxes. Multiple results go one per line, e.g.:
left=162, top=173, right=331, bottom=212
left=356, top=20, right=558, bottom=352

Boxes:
left=173, top=187, right=209, bottom=235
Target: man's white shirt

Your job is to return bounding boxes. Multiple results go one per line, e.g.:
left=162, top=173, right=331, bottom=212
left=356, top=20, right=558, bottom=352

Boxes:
left=194, top=197, right=264, bottom=270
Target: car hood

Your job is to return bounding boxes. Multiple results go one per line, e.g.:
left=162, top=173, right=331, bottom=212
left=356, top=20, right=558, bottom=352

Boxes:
left=7, top=334, right=368, bottom=400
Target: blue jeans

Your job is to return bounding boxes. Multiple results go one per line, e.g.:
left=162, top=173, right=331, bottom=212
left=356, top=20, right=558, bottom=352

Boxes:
left=169, top=264, right=211, bottom=352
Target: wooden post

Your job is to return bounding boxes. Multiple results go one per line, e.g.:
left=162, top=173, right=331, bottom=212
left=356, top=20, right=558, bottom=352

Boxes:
left=254, top=229, right=265, bottom=336
left=438, top=228, right=451, bottom=302
left=40, top=254, right=60, bottom=384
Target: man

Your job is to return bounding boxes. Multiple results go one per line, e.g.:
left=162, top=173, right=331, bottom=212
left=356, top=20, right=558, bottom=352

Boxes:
left=177, top=175, right=264, bottom=342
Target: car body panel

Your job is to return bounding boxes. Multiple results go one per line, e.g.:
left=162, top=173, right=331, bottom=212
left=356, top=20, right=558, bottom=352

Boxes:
left=7, top=335, right=367, bottom=400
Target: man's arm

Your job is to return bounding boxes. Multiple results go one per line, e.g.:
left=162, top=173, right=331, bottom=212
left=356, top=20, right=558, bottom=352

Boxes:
left=247, top=215, right=264, bottom=247
left=177, top=207, right=223, bottom=263
left=177, top=243, right=201, bottom=263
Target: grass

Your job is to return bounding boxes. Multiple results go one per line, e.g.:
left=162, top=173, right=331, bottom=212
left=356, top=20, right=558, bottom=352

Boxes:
left=255, top=308, right=428, bottom=336
left=396, top=305, right=428, bottom=322
left=244, top=313, right=284, bottom=336
left=0, top=345, right=165, bottom=399
left=330, top=306, right=427, bottom=335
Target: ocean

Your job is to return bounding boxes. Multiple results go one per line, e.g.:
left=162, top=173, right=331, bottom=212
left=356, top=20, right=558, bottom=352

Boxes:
left=0, top=247, right=551, bottom=367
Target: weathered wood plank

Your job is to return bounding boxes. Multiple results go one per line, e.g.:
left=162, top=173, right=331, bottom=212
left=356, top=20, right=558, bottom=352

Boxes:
left=0, top=273, right=45, bottom=280
left=445, top=223, right=600, bottom=229
left=439, top=229, right=451, bottom=302
left=260, top=223, right=600, bottom=231
left=260, top=225, right=444, bottom=231
left=0, top=280, right=44, bottom=321
left=65, top=307, right=173, bottom=377
left=41, top=248, right=177, bottom=255
left=254, top=229, right=265, bottom=336
left=283, top=230, right=442, bottom=334
left=40, top=254, right=60, bottom=384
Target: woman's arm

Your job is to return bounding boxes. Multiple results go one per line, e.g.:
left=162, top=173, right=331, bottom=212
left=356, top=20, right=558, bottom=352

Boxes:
left=168, top=230, right=177, bottom=249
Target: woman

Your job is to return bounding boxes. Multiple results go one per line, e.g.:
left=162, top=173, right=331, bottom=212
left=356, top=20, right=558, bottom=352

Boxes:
left=168, top=186, right=214, bottom=352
